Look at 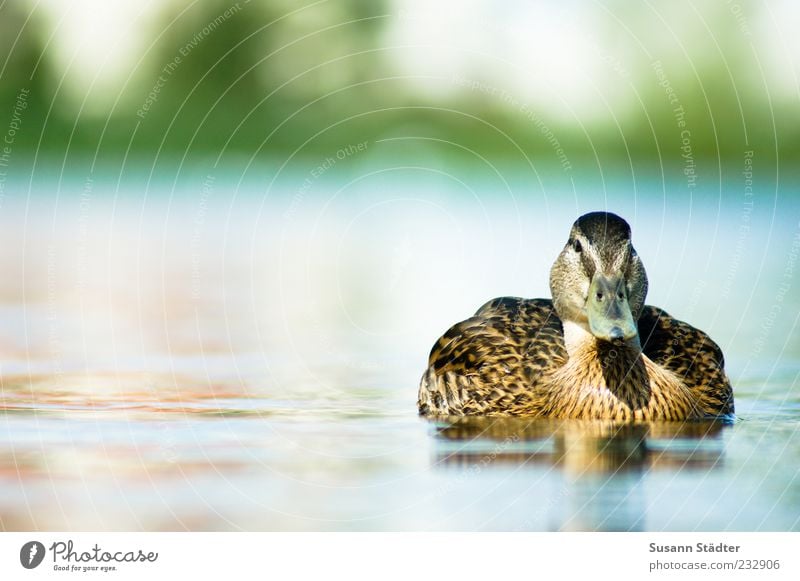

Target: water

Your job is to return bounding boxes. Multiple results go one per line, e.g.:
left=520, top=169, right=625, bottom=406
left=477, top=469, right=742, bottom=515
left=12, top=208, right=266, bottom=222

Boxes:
left=0, top=165, right=798, bottom=531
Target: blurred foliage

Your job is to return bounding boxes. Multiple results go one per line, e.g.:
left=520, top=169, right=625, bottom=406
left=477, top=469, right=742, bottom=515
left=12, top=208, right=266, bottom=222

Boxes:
left=0, top=3, right=53, bottom=138
left=134, top=0, right=392, bottom=158
left=0, top=0, right=797, bottom=175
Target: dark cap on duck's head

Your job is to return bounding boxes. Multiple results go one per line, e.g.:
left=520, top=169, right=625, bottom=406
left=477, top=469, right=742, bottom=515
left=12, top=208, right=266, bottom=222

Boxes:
left=575, top=211, right=631, bottom=245
left=550, top=211, right=648, bottom=344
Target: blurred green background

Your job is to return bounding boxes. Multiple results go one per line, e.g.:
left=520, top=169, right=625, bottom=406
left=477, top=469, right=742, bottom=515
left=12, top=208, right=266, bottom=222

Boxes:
left=1, top=0, right=797, bottom=177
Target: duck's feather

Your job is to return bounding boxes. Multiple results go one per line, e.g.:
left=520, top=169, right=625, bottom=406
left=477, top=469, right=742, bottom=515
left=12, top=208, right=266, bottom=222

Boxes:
left=418, top=297, right=733, bottom=418
left=636, top=305, right=733, bottom=416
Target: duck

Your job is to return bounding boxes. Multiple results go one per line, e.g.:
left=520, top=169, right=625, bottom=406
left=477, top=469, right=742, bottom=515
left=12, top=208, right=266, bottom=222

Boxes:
left=418, top=211, right=734, bottom=421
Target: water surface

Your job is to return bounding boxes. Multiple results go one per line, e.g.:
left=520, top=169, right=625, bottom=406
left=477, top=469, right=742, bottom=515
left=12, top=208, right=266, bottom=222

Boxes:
left=0, top=167, right=798, bottom=530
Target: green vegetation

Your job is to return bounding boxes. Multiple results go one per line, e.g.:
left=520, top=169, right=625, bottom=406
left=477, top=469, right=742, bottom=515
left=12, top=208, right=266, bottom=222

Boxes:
left=0, top=0, right=796, bottom=174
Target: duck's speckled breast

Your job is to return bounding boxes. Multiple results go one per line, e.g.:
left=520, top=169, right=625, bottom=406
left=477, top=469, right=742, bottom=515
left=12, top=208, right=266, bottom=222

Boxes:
left=542, top=344, right=702, bottom=421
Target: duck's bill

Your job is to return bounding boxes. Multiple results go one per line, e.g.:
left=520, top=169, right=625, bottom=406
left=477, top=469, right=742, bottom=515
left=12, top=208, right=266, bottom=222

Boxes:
left=586, top=274, right=638, bottom=342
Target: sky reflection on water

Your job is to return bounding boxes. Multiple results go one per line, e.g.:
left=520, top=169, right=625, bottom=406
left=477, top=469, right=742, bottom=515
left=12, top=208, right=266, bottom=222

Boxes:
left=0, top=170, right=798, bottom=531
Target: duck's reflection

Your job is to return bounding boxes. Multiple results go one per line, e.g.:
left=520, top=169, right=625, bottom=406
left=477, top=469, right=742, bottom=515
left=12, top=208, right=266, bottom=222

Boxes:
left=431, top=417, right=729, bottom=531
left=434, top=417, right=726, bottom=472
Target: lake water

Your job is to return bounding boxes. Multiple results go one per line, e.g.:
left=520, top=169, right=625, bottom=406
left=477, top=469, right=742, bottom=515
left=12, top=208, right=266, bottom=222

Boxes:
left=0, top=164, right=798, bottom=531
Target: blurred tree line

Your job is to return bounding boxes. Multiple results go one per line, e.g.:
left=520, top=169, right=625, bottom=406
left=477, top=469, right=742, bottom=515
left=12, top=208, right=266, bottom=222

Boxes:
left=0, top=0, right=796, bottom=174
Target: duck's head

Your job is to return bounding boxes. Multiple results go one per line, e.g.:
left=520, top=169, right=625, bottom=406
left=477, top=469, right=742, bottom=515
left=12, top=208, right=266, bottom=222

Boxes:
left=549, top=212, right=648, bottom=344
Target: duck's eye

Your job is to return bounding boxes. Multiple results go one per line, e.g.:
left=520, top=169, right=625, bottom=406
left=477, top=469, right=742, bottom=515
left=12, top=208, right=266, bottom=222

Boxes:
left=572, top=239, right=582, bottom=253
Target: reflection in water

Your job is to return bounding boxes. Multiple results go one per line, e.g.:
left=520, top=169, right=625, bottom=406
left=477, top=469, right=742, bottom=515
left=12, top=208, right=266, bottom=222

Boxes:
left=432, top=417, right=728, bottom=531
left=0, top=187, right=797, bottom=531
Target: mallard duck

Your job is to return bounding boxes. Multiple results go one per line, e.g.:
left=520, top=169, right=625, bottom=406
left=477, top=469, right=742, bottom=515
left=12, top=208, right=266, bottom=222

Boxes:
left=418, top=212, right=734, bottom=421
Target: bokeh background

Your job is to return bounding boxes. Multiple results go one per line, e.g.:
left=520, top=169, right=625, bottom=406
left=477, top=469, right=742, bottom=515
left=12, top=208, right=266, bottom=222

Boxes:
left=2, top=0, right=799, bottom=167
left=0, top=0, right=798, bottom=531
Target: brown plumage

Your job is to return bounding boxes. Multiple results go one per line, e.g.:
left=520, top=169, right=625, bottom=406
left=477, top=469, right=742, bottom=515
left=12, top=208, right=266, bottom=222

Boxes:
left=418, top=212, right=734, bottom=420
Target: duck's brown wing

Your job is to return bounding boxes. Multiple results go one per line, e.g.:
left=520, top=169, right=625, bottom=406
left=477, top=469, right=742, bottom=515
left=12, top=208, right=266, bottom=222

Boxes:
left=418, top=297, right=567, bottom=416
left=637, top=306, right=734, bottom=417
